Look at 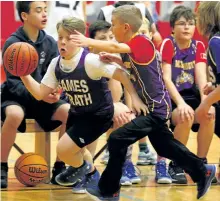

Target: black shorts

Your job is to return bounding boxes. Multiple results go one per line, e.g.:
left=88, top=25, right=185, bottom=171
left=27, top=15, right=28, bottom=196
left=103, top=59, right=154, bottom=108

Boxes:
left=170, top=91, right=200, bottom=132
left=66, top=106, right=114, bottom=148
left=1, top=91, right=67, bottom=132
left=214, top=104, right=220, bottom=138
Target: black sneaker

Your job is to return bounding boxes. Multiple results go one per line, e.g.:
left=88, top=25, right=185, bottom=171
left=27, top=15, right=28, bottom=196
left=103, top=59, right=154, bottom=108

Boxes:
left=50, top=161, right=66, bottom=185
left=197, top=164, right=216, bottom=199
left=1, top=166, right=8, bottom=188
left=202, top=158, right=218, bottom=184
left=168, top=161, right=187, bottom=184
left=55, top=161, right=92, bottom=186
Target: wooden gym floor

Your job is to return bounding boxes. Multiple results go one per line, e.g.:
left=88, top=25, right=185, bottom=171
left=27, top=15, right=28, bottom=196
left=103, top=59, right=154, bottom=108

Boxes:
left=1, top=131, right=220, bottom=201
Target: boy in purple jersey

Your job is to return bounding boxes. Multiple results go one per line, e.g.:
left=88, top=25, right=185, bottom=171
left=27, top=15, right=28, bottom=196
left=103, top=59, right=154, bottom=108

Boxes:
left=71, top=5, right=216, bottom=200
left=19, top=16, right=148, bottom=191
left=196, top=2, right=220, bottom=139
left=160, top=6, right=215, bottom=184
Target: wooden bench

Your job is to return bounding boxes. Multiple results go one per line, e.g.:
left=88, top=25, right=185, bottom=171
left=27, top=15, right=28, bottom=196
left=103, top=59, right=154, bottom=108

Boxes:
left=13, top=119, right=60, bottom=180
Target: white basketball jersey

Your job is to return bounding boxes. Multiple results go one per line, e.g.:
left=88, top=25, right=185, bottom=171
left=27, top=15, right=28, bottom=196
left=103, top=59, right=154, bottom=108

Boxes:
left=45, top=1, right=84, bottom=40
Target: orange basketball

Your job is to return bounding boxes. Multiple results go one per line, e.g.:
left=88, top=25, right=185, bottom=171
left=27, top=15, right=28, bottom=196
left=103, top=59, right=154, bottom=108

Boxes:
left=14, top=153, right=48, bottom=186
left=3, top=42, right=39, bottom=76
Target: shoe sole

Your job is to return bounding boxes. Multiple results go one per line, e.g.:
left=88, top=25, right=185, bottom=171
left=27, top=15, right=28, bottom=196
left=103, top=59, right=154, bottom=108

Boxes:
left=86, top=189, right=119, bottom=201
left=137, top=161, right=156, bottom=165
left=120, top=181, right=132, bottom=186
left=198, top=165, right=216, bottom=199
left=72, top=189, right=86, bottom=194
left=55, top=179, right=79, bottom=186
left=156, top=178, right=172, bottom=184
left=130, top=179, right=142, bottom=184
left=86, top=189, right=102, bottom=201
left=171, top=179, right=188, bottom=184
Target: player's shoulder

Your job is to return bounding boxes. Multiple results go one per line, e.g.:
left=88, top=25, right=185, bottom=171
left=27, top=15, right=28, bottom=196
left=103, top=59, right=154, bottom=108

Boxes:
left=209, top=35, right=220, bottom=47
left=195, top=40, right=205, bottom=48
left=160, top=37, right=173, bottom=51
left=85, top=52, right=99, bottom=64
left=50, top=56, right=60, bottom=65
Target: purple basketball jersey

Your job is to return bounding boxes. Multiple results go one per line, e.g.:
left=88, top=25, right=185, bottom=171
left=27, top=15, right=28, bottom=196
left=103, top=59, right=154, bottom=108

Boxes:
left=55, top=49, right=113, bottom=114
left=169, top=36, right=197, bottom=92
left=124, top=38, right=171, bottom=120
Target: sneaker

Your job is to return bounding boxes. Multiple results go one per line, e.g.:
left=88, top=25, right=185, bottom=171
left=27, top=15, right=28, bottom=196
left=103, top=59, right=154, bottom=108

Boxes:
left=1, top=166, right=8, bottom=188
left=137, top=151, right=157, bottom=165
left=197, top=164, right=216, bottom=199
left=124, top=160, right=141, bottom=184
left=202, top=158, right=218, bottom=184
left=155, top=160, right=172, bottom=184
left=72, top=170, right=100, bottom=194
left=86, top=185, right=120, bottom=201
left=55, top=161, right=92, bottom=186
left=120, top=175, right=132, bottom=186
left=168, top=161, right=187, bottom=184
left=100, top=150, right=109, bottom=165
left=50, top=162, right=66, bottom=185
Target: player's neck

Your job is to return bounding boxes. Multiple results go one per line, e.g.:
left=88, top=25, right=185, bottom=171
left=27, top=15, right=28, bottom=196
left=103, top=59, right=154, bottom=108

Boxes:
left=124, top=32, right=134, bottom=42
left=23, top=24, right=40, bottom=43
left=174, top=37, right=191, bottom=50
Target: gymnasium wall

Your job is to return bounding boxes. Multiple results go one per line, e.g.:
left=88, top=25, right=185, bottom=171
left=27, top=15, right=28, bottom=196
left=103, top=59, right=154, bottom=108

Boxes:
left=0, top=1, right=207, bottom=83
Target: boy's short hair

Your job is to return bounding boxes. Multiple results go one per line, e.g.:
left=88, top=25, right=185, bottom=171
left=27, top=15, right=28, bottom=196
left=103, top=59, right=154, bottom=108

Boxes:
left=142, top=18, right=151, bottom=32
left=170, top=5, right=196, bottom=28
left=16, top=1, right=33, bottom=22
left=197, top=2, right=220, bottom=37
left=56, top=17, right=86, bottom=35
left=112, top=5, right=142, bottom=33
left=89, top=20, right=111, bottom=39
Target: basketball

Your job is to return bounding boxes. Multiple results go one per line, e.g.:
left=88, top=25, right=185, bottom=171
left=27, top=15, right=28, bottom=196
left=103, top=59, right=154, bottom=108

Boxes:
left=3, top=42, right=39, bottom=76
left=14, top=153, right=48, bottom=187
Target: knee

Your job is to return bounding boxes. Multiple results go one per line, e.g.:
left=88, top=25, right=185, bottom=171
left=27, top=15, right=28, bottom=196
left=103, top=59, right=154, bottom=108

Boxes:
left=4, top=106, right=24, bottom=128
left=53, top=104, right=70, bottom=124
left=172, top=109, right=194, bottom=128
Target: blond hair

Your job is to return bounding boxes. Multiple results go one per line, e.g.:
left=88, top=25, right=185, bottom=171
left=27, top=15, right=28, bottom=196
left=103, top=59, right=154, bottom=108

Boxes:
left=142, top=17, right=151, bottom=31
left=112, top=5, right=142, bottom=33
left=56, top=16, right=86, bottom=35
left=197, top=2, right=220, bottom=37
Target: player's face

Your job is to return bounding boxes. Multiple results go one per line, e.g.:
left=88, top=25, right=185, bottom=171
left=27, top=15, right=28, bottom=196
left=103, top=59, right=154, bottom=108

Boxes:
left=138, top=24, right=152, bottom=40
left=57, top=26, right=78, bottom=60
left=92, top=29, right=115, bottom=53
left=173, top=16, right=196, bottom=41
left=111, top=16, right=127, bottom=42
left=94, top=29, right=114, bottom=41
left=24, top=2, right=47, bottom=30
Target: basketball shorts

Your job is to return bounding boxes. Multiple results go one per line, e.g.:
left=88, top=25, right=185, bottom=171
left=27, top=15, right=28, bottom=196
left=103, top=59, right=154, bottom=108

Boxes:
left=1, top=89, right=67, bottom=132
left=66, top=105, right=114, bottom=148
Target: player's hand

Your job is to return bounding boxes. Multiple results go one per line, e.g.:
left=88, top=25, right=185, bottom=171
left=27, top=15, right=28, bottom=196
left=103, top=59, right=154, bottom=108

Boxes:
left=131, top=95, right=149, bottom=116
left=69, top=30, right=90, bottom=47
left=203, top=82, right=215, bottom=95
left=43, top=88, right=61, bottom=104
left=177, top=103, right=194, bottom=123
left=99, top=52, right=123, bottom=65
left=113, top=102, right=135, bottom=128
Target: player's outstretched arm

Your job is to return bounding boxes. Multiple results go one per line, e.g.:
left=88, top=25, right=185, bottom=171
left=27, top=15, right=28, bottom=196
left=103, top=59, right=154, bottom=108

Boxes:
left=20, top=75, right=54, bottom=101
left=70, top=30, right=131, bottom=54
